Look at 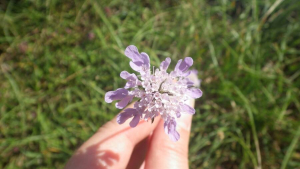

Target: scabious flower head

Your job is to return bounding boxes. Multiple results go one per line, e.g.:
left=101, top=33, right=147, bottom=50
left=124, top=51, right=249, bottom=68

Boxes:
left=105, top=45, right=202, bottom=141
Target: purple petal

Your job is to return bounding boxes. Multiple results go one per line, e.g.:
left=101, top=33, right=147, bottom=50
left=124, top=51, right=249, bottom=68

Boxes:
left=115, top=95, right=134, bottom=109
left=180, top=103, right=195, bottom=114
left=116, top=108, right=137, bottom=124
left=141, top=52, right=150, bottom=68
left=160, top=57, right=171, bottom=71
left=125, top=46, right=150, bottom=72
left=120, top=71, right=139, bottom=89
left=169, top=130, right=180, bottom=142
left=105, top=88, right=128, bottom=103
left=144, top=110, right=159, bottom=120
left=129, top=61, right=143, bottom=72
left=124, top=45, right=143, bottom=62
left=124, top=81, right=136, bottom=89
left=120, top=71, right=130, bottom=79
left=176, top=111, right=181, bottom=118
left=164, top=118, right=180, bottom=142
left=187, top=88, right=203, bottom=99
left=174, top=59, right=182, bottom=72
left=180, top=57, right=193, bottom=72
left=174, top=57, right=193, bottom=76
left=129, top=114, right=140, bottom=127
left=143, top=110, right=151, bottom=119
left=164, top=121, right=169, bottom=134
left=125, top=45, right=150, bottom=72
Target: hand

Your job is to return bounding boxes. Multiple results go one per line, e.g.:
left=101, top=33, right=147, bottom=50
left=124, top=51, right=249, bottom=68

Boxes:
left=65, top=99, right=195, bottom=169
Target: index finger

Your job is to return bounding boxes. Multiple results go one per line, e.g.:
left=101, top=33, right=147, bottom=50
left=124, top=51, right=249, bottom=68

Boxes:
left=65, top=105, right=160, bottom=169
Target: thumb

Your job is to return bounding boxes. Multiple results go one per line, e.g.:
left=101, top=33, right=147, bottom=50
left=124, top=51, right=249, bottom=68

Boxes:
left=144, top=99, right=195, bottom=169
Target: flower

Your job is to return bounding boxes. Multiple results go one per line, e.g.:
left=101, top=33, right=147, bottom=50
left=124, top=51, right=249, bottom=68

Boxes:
left=105, top=45, right=202, bottom=141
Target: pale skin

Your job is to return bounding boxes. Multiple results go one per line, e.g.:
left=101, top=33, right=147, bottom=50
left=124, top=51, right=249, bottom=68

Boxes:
left=65, top=99, right=195, bottom=169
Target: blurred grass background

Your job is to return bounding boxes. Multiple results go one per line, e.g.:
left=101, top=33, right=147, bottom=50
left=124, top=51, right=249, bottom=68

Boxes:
left=1, top=0, right=300, bottom=168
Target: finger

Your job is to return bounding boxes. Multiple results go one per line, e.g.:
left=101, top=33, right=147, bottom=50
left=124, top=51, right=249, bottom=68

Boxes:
left=65, top=104, right=160, bottom=169
left=126, top=137, right=149, bottom=169
left=144, top=99, right=195, bottom=169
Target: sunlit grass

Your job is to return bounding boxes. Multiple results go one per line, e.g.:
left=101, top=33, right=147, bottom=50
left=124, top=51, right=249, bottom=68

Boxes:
left=0, top=0, right=300, bottom=168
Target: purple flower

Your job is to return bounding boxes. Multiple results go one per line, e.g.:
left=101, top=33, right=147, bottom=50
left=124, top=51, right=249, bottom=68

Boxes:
left=105, top=45, right=203, bottom=141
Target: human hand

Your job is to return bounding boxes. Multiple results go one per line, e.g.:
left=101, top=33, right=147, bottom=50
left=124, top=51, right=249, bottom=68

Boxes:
left=65, top=99, right=195, bottom=169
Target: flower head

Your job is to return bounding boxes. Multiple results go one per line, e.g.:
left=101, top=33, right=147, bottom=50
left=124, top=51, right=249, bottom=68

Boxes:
left=105, top=45, right=202, bottom=141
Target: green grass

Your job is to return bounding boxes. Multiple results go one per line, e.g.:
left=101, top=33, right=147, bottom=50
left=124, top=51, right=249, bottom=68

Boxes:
left=1, top=0, right=300, bottom=168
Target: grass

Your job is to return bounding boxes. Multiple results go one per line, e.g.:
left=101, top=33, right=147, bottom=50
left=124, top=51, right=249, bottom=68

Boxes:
left=0, top=0, right=300, bottom=168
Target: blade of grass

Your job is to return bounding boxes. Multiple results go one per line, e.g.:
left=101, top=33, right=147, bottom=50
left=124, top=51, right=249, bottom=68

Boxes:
left=92, top=1, right=123, bottom=48
left=281, top=125, right=300, bottom=169
left=230, top=82, right=262, bottom=169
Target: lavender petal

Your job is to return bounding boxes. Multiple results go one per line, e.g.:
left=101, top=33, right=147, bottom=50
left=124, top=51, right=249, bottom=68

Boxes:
left=169, top=130, right=180, bottom=142
left=120, top=71, right=139, bottom=89
left=187, top=88, right=203, bottom=98
left=129, top=61, right=143, bottom=72
left=160, top=57, right=171, bottom=71
left=144, top=110, right=159, bottom=120
left=105, top=88, right=128, bottom=103
left=179, top=57, right=193, bottom=72
left=124, top=45, right=143, bottom=62
left=176, top=111, right=181, bottom=118
left=115, top=95, right=134, bottom=109
left=125, top=46, right=150, bottom=72
left=129, top=114, right=140, bottom=128
left=164, top=118, right=180, bottom=142
left=174, top=59, right=182, bottom=72
left=180, top=103, right=195, bottom=114
left=141, top=52, right=150, bottom=68
left=116, top=108, right=136, bottom=124
left=120, top=71, right=130, bottom=79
